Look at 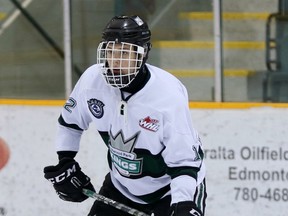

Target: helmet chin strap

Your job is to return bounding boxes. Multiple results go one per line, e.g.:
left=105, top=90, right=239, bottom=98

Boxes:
left=142, top=43, right=151, bottom=65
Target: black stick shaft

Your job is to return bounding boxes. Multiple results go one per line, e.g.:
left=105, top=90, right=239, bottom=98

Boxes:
left=82, top=189, right=151, bottom=216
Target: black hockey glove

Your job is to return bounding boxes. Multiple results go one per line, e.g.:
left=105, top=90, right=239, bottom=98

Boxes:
left=44, top=158, right=95, bottom=202
left=169, top=201, right=203, bottom=216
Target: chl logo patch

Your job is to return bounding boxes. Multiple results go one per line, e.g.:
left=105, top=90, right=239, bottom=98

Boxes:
left=139, top=116, right=160, bottom=132
left=87, top=98, right=105, bottom=119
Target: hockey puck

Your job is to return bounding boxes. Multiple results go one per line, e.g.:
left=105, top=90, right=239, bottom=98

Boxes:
left=0, top=137, right=10, bottom=170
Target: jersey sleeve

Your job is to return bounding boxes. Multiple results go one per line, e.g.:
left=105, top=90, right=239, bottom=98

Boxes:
left=55, top=71, right=93, bottom=152
left=161, top=84, right=205, bottom=204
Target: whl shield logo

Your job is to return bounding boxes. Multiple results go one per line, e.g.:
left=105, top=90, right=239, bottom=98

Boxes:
left=139, top=116, right=160, bottom=132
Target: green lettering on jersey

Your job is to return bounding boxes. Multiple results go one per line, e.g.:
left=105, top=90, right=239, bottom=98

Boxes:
left=110, top=151, right=142, bottom=175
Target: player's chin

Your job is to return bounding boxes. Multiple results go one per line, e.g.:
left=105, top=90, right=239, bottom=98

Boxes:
left=112, top=69, right=121, bottom=75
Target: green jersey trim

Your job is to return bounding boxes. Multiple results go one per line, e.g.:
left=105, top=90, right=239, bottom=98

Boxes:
left=135, top=184, right=170, bottom=203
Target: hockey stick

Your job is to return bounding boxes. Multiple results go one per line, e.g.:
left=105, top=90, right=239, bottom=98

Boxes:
left=82, top=189, right=152, bottom=216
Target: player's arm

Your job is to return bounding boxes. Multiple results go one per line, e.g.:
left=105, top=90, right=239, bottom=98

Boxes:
left=166, top=142, right=205, bottom=216
left=43, top=116, right=95, bottom=202
left=167, top=154, right=205, bottom=216
left=43, top=114, right=96, bottom=202
left=163, top=90, right=205, bottom=216
left=44, top=74, right=95, bottom=202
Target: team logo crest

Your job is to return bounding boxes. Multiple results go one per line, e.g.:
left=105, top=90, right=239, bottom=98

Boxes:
left=87, top=98, right=105, bottom=118
left=109, top=130, right=143, bottom=176
left=139, top=116, right=160, bottom=132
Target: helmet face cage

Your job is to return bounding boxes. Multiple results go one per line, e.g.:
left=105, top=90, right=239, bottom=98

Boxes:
left=97, top=41, right=145, bottom=88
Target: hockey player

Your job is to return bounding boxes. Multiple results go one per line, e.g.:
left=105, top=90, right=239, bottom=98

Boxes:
left=44, top=15, right=207, bottom=216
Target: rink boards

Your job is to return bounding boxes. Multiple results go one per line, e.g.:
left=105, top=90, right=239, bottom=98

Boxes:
left=0, top=103, right=287, bottom=216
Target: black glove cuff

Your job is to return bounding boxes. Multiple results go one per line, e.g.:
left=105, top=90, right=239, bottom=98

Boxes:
left=57, top=151, right=77, bottom=160
left=170, top=201, right=202, bottom=216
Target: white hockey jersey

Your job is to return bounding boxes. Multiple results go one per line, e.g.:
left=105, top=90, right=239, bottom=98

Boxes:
left=56, top=63, right=206, bottom=205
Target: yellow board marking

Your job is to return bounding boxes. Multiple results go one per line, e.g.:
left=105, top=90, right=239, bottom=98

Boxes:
left=152, top=41, right=265, bottom=49
left=0, top=99, right=65, bottom=106
left=189, top=102, right=288, bottom=109
left=0, top=99, right=288, bottom=109
left=167, top=69, right=255, bottom=77
left=179, top=12, right=270, bottom=20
